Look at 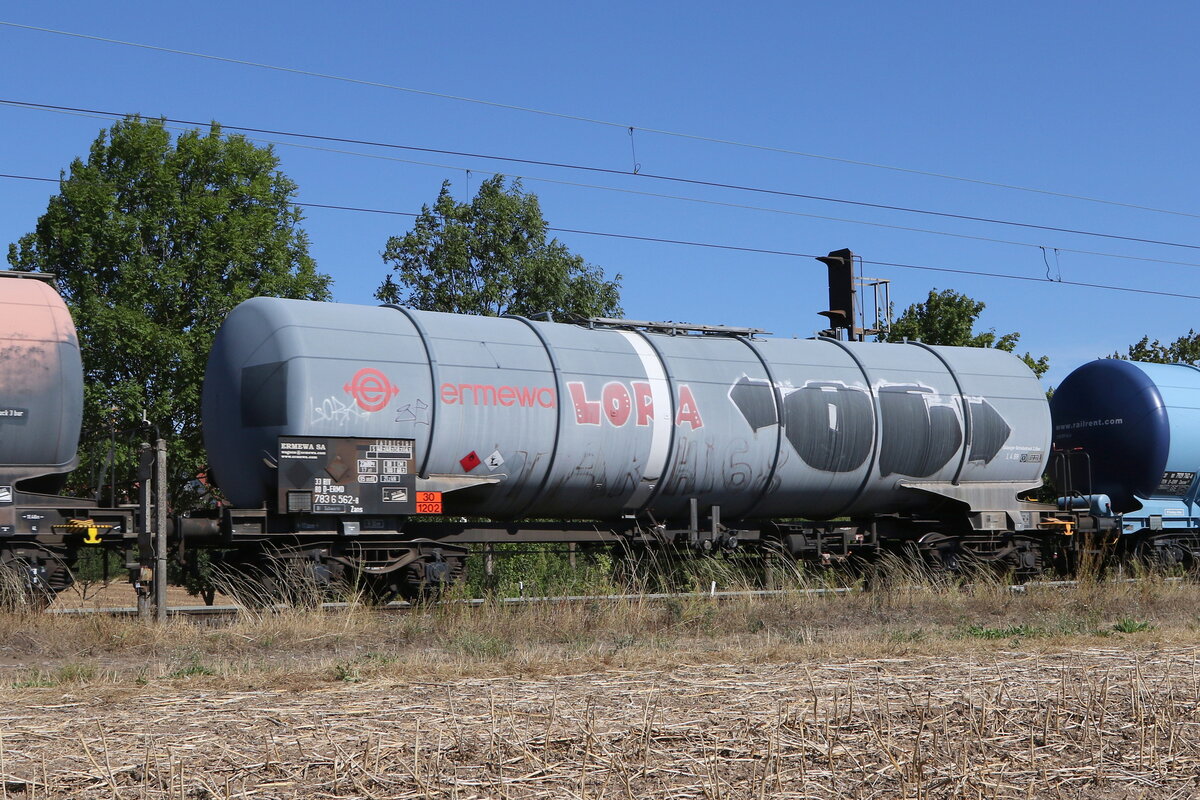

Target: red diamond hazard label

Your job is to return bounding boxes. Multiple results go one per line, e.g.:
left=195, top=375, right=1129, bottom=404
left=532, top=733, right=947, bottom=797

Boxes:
left=460, top=451, right=482, bottom=472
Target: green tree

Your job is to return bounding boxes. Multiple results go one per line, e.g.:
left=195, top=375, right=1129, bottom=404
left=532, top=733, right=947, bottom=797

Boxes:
left=883, top=289, right=1050, bottom=378
left=1114, top=331, right=1200, bottom=363
left=7, top=116, right=332, bottom=508
left=376, top=175, right=622, bottom=317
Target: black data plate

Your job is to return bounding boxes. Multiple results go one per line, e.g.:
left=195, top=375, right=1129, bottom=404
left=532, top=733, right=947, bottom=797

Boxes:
left=277, top=436, right=416, bottom=514
left=1157, top=471, right=1196, bottom=497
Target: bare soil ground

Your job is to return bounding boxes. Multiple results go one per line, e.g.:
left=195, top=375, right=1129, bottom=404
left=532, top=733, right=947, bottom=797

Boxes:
left=2, top=645, right=1198, bottom=799
left=50, top=580, right=232, bottom=609
left=3, top=577, right=1200, bottom=798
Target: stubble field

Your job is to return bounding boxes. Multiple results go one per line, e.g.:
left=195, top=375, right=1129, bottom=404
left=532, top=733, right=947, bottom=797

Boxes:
left=3, top=575, right=1200, bottom=798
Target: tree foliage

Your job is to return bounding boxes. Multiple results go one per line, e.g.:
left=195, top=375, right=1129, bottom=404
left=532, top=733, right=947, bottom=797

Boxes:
left=7, top=116, right=332, bottom=508
left=1113, top=331, right=1200, bottom=364
left=883, top=289, right=1050, bottom=378
left=376, top=175, right=622, bottom=317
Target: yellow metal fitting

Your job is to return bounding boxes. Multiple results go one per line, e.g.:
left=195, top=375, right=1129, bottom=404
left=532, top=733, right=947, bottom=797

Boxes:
left=51, top=519, right=113, bottom=545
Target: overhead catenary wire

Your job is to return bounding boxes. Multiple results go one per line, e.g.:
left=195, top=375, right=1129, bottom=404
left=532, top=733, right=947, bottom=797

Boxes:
left=2, top=20, right=1197, bottom=222
left=861, top=259, right=1200, bottom=301
left=4, top=171, right=1199, bottom=303
left=5, top=98, right=1200, bottom=261
left=0, top=172, right=56, bottom=183
left=9, top=158, right=1200, bottom=271
left=0, top=106, right=1120, bottom=259
left=158, top=137, right=1200, bottom=270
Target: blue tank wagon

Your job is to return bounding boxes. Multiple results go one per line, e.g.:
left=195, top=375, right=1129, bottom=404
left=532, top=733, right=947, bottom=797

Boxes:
left=1051, top=358, right=1200, bottom=566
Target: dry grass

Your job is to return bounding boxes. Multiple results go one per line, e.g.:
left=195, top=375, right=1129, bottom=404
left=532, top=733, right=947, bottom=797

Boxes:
left=3, top=572, right=1200, bottom=683
left=2, top=575, right=1200, bottom=796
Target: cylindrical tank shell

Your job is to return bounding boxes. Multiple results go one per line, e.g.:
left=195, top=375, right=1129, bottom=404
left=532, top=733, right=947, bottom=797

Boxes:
left=1051, top=359, right=1200, bottom=511
left=0, top=275, right=83, bottom=483
left=203, top=298, right=1050, bottom=518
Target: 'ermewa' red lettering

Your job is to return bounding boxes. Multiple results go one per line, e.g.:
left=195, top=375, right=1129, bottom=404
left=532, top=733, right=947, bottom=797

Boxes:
left=438, top=382, right=556, bottom=408
left=515, top=386, right=537, bottom=407
left=633, top=381, right=654, bottom=426
left=567, top=382, right=601, bottom=425
left=602, top=382, right=632, bottom=426
left=675, top=385, right=703, bottom=430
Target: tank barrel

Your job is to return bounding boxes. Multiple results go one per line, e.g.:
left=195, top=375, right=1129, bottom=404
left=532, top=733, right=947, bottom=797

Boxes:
left=202, top=297, right=1050, bottom=524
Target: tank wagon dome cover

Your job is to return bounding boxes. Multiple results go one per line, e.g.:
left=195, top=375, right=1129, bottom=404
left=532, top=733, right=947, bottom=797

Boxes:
left=1051, top=358, right=1200, bottom=512
left=0, top=274, right=84, bottom=482
left=203, top=298, right=1050, bottom=520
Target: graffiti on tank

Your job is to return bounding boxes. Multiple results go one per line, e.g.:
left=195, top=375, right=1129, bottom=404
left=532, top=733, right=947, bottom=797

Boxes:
left=311, top=395, right=369, bottom=427
left=567, top=381, right=704, bottom=430
left=963, top=397, right=1012, bottom=464
left=440, top=383, right=556, bottom=409
left=394, top=398, right=431, bottom=426
left=875, top=384, right=962, bottom=478
left=727, top=375, right=1011, bottom=478
left=510, top=449, right=543, bottom=485
left=662, top=439, right=696, bottom=497
left=567, top=381, right=651, bottom=427
left=729, top=376, right=874, bottom=474
left=700, top=439, right=718, bottom=495
left=662, top=438, right=721, bottom=497
left=566, top=449, right=613, bottom=501
left=614, top=470, right=639, bottom=499
left=344, top=368, right=400, bottom=412
left=675, top=386, right=703, bottom=430
left=763, top=441, right=791, bottom=495
left=723, top=439, right=755, bottom=491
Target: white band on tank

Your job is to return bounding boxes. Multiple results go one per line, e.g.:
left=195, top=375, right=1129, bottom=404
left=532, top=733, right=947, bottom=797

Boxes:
left=616, top=330, right=672, bottom=484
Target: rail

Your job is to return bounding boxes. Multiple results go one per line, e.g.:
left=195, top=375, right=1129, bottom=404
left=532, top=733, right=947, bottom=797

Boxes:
left=44, top=578, right=1167, bottom=618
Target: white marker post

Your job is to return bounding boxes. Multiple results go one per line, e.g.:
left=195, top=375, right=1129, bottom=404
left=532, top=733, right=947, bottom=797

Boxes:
left=155, top=439, right=168, bottom=622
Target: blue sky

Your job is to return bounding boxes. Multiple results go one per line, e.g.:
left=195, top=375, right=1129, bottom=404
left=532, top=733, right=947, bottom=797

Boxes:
left=2, top=2, right=1197, bottom=387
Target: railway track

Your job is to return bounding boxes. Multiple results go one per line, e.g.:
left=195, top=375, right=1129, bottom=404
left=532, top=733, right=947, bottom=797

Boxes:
left=47, top=587, right=854, bottom=618
left=47, top=578, right=1149, bottom=618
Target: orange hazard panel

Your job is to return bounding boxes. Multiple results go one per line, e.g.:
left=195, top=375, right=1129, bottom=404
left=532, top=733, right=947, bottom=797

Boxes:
left=415, top=491, right=443, bottom=514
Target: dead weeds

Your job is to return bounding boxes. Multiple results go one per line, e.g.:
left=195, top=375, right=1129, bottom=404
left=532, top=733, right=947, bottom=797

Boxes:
left=2, top=576, right=1200, bottom=686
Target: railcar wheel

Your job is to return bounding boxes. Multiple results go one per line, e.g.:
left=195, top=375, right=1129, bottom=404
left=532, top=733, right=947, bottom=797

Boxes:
left=396, top=554, right=466, bottom=603
left=1134, top=538, right=1193, bottom=572
left=355, top=573, right=403, bottom=605
left=208, top=560, right=276, bottom=609
left=209, top=552, right=329, bottom=609
left=915, top=533, right=963, bottom=575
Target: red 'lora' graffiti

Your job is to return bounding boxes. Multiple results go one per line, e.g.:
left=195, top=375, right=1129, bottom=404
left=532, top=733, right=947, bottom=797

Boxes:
left=344, top=368, right=400, bottom=412
left=567, top=381, right=703, bottom=430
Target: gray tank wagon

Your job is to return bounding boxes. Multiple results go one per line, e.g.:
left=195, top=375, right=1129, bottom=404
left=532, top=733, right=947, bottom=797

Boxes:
left=205, top=297, right=1050, bottom=521
left=193, top=297, right=1068, bottom=596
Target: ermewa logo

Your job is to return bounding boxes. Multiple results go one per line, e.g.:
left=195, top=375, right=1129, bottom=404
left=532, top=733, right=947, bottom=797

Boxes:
left=440, top=382, right=556, bottom=408
left=344, top=368, right=400, bottom=412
